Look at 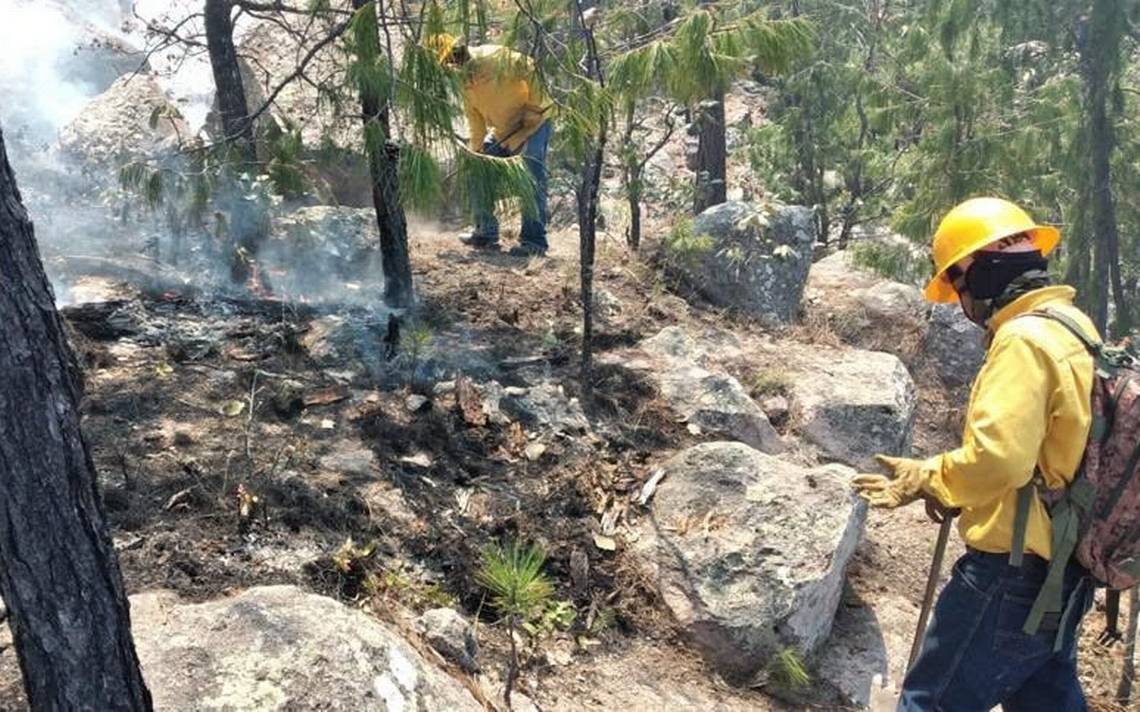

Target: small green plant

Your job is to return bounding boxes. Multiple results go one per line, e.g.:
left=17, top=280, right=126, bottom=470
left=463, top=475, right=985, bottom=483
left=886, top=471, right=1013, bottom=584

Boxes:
left=402, top=322, right=434, bottom=385
left=477, top=541, right=554, bottom=709
left=663, top=219, right=715, bottom=272
left=330, top=537, right=378, bottom=599
left=587, top=606, right=618, bottom=635
left=768, top=647, right=811, bottom=692
left=522, top=599, right=577, bottom=638
left=750, top=368, right=793, bottom=399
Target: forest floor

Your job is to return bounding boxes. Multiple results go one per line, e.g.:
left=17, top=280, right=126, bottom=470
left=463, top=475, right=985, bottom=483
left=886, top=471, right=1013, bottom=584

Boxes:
left=0, top=218, right=1133, bottom=711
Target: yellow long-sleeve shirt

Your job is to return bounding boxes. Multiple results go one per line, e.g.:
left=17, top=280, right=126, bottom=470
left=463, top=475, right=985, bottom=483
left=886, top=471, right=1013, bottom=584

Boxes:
left=461, top=45, right=552, bottom=154
left=922, top=286, right=1098, bottom=559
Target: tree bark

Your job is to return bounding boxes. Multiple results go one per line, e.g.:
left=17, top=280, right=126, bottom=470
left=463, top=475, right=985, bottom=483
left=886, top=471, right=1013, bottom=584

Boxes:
left=1078, top=0, right=1125, bottom=336
left=351, top=0, right=414, bottom=309
left=205, top=0, right=256, bottom=165
left=693, top=94, right=727, bottom=214
left=0, top=128, right=153, bottom=710
left=205, top=0, right=267, bottom=287
left=576, top=1, right=607, bottom=402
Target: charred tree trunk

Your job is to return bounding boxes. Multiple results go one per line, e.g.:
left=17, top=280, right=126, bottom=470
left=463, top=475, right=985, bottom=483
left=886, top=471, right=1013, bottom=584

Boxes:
left=205, top=0, right=255, bottom=163
left=621, top=104, right=642, bottom=251
left=205, top=0, right=265, bottom=287
left=693, top=94, right=727, bottom=214
left=576, top=1, right=607, bottom=401
left=351, top=0, right=414, bottom=309
left=0, top=129, right=152, bottom=710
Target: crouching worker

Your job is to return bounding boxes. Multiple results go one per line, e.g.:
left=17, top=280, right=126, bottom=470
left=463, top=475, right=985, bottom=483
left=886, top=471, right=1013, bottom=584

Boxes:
left=432, top=34, right=552, bottom=257
left=853, top=197, right=1100, bottom=711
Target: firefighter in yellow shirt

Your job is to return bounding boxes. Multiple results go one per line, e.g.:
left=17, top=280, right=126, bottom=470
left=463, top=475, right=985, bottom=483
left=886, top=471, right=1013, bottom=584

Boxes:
left=853, top=197, right=1099, bottom=711
left=432, top=35, right=553, bottom=257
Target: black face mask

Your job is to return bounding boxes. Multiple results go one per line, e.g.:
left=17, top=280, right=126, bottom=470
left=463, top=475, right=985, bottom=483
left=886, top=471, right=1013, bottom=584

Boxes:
left=963, top=250, right=1048, bottom=300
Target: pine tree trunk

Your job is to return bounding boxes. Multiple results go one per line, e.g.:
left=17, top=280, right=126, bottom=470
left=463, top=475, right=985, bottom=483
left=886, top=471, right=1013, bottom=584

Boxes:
left=1079, top=0, right=1125, bottom=336
left=205, top=0, right=266, bottom=287
left=576, top=2, right=607, bottom=402
left=204, top=0, right=255, bottom=165
left=693, top=94, right=727, bottom=214
left=351, top=0, right=414, bottom=309
left=0, top=129, right=153, bottom=710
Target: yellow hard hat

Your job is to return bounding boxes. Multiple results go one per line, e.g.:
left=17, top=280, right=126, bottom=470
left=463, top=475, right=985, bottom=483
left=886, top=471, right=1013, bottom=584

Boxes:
left=924, top=197, right=1060, bottom=303
left=425, top=32, right=458, bottom=63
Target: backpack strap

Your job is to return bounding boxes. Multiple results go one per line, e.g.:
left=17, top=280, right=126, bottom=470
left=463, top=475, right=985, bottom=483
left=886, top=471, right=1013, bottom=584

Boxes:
left=1009, top=480, right=1035, bottom=568
left=1021, top=308, right=1102, bottom=355
left=1023, top=476, right=1097, bottom=648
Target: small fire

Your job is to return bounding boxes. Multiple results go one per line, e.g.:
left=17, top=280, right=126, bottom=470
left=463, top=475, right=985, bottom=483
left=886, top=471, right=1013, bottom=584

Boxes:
left=246, top=261, right=273, bottom=298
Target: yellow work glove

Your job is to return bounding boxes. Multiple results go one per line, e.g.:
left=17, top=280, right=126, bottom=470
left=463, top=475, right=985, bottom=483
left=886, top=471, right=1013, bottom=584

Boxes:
left=851, top=455, right=930, bottom=509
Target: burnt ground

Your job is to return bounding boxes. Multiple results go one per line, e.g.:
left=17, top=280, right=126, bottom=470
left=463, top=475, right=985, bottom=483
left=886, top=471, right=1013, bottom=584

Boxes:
left=0, top=217, right=1134, bottom=711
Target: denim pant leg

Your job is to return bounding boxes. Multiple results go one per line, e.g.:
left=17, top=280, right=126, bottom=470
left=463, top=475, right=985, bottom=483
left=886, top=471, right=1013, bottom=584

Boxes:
left=473, top=138, right=511, bottom=241
left=899, top=550, right=1091, bottom=712
left=519, top=121, right=551, bottom=249
left=1000, top=577, right=1093, bottom=712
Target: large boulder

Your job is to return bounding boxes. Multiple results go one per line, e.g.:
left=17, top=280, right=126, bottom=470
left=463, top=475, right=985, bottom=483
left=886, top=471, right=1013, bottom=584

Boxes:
left=58, top=30, right=149, bottom=97
left=236, top=17, right=371, bottom=206
left=924, top=304, right=986, bottom=387
left=638, top=442, right=865, bottom=683
left=667, top=201, right=817, bottom=324
left=804, top=249, right=928, bottom=357
left=610, top=326, right=783, bottom=452
left=58, top=74, right=188, bottom=172
left=265, top=206, right=383, bottom=300
left=789, top=347, right=916, bottom=471
left=131, top=585, right=482, bottom=711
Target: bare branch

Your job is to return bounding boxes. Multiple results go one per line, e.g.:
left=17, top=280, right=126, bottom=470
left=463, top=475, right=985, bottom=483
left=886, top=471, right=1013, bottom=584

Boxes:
left=244, top=16, right=356, bottom=128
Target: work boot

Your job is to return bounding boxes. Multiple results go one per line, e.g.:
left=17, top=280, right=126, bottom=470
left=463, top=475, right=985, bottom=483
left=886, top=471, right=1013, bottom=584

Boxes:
left=508, top=242, right=547, bottom=257
left=459, top=233, right=499, bottom=250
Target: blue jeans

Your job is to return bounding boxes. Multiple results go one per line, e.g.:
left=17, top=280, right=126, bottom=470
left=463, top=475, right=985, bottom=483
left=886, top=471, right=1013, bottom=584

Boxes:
left=900, top=549, right=1094, bottom=711
left=474, top=120, right=551, bottom=249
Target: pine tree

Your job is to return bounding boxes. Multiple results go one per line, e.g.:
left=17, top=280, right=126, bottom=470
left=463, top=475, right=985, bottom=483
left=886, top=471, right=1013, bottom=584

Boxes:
left=608, top=2, right=812, bottom=215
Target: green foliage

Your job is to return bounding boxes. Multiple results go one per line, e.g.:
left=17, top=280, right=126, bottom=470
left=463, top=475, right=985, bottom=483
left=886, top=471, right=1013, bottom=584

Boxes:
left=397, top=145, right=444, bottom=213
left=608, top=6, right=813, bottom=105
left=767, top=647, right=811, bottom=691
left=346, top=2, right=392, bottom=109
left=400, top=320, right=434, bottom=384
left=262, top=118, right=307, bottom=198
left=455, top=149, right=538, bottom=221
left=397, top=40, right=461, bottom=146
left=662, top=219, right=715, bottom=269
left=849, top=240, right=929, bottom=286
left=476, top=540, right=554, bottom=623
left=521, top=599, right=577, bottom=638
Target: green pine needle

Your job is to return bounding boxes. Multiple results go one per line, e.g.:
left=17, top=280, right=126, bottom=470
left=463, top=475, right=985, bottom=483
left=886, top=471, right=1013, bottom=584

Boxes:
left=455, top=149, right=538, bottom=221
left=476, top=541, right=554, bottom=621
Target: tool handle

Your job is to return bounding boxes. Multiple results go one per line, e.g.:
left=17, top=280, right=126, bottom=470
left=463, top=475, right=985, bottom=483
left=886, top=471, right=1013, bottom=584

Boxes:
left=907, top=516, right=954, bottom=672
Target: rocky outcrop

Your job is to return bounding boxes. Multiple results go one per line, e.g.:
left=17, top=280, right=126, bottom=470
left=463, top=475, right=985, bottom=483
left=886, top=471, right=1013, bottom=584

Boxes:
left=59, top=74, right=188, bottom=171
left=236, top=17, right=370, bottom=206
left=58, top=31, right=149, bottom=97
left=417, top=608, right=479, bottom=673
left=804, top=249, right=927, bottom=357
left=789, top=347, right=916, bottom=471
left=924, top=304, right=986, bottom=387
left=666, top=201, right=816, bottom=324
left=265, top=206, right=383, bottom=300
left=130, top=585, right=482, bottom=711
left=637, top=442, right=865, bottom=683
left=608, top=326, right=783, bottom=453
